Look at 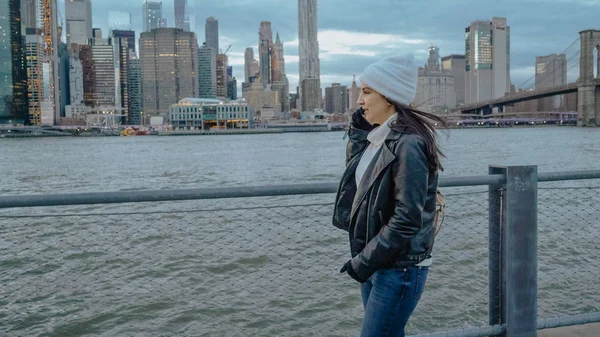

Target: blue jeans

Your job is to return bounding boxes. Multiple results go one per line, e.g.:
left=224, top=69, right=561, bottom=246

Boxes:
left=360, top=266, right=429, bottom=337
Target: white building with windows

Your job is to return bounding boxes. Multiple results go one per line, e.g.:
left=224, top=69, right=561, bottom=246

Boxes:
left=169, top=98, right=254, bottom=130
left=415, top=46, right=456, bottom=113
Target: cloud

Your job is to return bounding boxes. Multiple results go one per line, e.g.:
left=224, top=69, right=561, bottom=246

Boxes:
left=65, top=0, right=597, bottom=99
left=286, top=30, right=427, bottom=58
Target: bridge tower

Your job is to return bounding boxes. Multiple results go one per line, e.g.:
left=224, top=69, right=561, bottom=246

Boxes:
left=578, top=30, right=600, bottom=126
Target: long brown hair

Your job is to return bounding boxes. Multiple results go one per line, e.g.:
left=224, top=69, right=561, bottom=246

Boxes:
left=387, top=101, right=446, bottom=174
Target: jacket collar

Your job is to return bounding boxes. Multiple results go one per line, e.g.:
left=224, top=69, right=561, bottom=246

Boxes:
left=367, top=113, right=397, bottom=146
left=367, top=113, right=407, bottom=142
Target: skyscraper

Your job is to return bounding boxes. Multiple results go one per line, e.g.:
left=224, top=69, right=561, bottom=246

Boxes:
left=259, top=21, right=273, bottom=88
left=298, top=0, right=321, bottom=111
left=140, top=28, right=198, bottom=119
left=415, top=46, right=457, bottom=112
left=205, top=17, right=219, bottom=54
left=142, top=1, right=165, bottom=32
left=348, top=75, right=359, bottom=111
left=301, top=76, right=320, bottom=112
left=58, top=42, right=70, bottom=117
left=198, top=42, right=217, bottom=98
left=226, top=66, right=236, bottom=100
left=271, top=32, right=290, bottom=114
left=536, top=53, right=567, bottom=111
left=108, top=11, right=133, bottom=32
left=325, top=83, right=348, bottom=114
left=128, top=56, right=143, bottom=125
left=68, top=50, right=84, bottom=105
left=20, top=0, right=38, bottom=32
left=273, top=33, right=285, bottom=79
left=79, top=38, right=121, bottom=108
left=111, top=30, right=136, bottom=54
left=25, top=28, right=44, bottom=125
left=0, top=0, right=28, bottom=124
left=244, top=47, right=255, bottom=83
left=115, top=37, right=130, bottom=121
left=441, top=54, right=466, bottom=105
left=259, top=21, right=273, bottom=47
left=465, top=17, right=510, bottom=104
left=65, top=0, right=93, bottom=45
left=216, top=53, right=228, bottom=98
left=174, top=0, right=190, bottom=31
left=41, top=0, right=61, bottom=124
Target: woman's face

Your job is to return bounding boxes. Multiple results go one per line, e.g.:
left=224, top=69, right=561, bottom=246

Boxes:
left=357, top=84, right=395, bottom=126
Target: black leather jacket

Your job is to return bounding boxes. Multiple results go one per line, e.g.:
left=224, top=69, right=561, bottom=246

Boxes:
left=332, top=123, right=439, bottom=281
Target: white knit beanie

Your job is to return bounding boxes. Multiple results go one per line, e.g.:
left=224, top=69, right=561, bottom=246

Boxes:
left=358, top=53, right=418, bottom=106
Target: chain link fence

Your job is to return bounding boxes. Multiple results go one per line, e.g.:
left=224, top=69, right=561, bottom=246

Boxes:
left=0, top=181, right=598, bottom=336
left=537, top=183, right=600, bottom=319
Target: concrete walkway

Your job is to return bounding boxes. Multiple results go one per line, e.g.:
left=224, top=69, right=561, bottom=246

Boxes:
left=538, top=323, right=600, bottom=336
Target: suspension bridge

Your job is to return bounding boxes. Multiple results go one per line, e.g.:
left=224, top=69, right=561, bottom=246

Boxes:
left=455, top=29, right=600, bottom=127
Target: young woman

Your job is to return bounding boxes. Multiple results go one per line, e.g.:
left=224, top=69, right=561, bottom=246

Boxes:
left=333, top=53, right=445, bottom=337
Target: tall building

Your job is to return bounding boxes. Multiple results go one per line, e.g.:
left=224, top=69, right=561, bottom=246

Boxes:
left=79, top=38, right=121, bottom=108
left=65, top=0, right=93, bottom=45
left=271, top=32, right=290, bottom=113
left=273, top=33, right=285, bottom=79
left=174, top=0, right=190, bottom=31
left=250, top=60, right=259, bottom=81
left=298, top=0, right=321, bottom=111
left=41, top=0, right=61, bottom=124
left=111, top=30, right=136, bottom=54
left=301, top=77, right=320, bottom=112
left=20, top=0, right=38, bottom=32
left=0, top=0, right=28, bottom=124
left=128, top=56, right=143, bottom=125
left=198, top=42, right=216, bottom=98
left=259, top=21, right=273, bottom=47
left=142, top=1, right=165, bottom=32
left=244, top=47, right=255, bottom=83
left=465, top=17, right=510, bottom=104
left=415, top=46, right=456, bottom=113
left=205, top=17, right=218, bottom=55
left=108, top=11, right=133, bottom=32
left=227, top=78, right=237, bottom=100
left=140, top=28, right=198, bottom=119
left=325, top=83, right=348, bottom=114
left=68, top=50, right=84, bottom=105
left=536, top=53, right=567, bottom=111
left=271, top=77, right=290, bottom=114
left=259, top=22, right=273, bottom=88
left=441, top=54, right=466, bottom=106
left=427, top=46, right=441, bottom=72
left=115, top=37, right=131, bottom=121
left=348, top=75, right=359, bottom=112
left=216, top=53, right=228, bottom=98
left=58, top=42, right=71, bottom=117
left=25, top=28, right=44, bottom=125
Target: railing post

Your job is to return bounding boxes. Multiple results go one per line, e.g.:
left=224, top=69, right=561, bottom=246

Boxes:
left=488, top=166, right=505, bottom=327
left=491, top=165, right=538, bottom=337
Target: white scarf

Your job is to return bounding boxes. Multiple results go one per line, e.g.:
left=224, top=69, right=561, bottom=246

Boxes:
left=355, top=113, right=398, bottom=186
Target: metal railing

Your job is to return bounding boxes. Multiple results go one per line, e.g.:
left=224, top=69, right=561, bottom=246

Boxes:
left=0, top=166, right=599, bottom=337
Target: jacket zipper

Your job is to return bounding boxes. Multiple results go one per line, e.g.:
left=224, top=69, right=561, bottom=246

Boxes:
left=366, top=192, right=371, bottom=244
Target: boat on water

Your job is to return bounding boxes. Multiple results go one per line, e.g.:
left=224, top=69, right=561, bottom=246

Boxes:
left=120, top=127, right=149, bottom=136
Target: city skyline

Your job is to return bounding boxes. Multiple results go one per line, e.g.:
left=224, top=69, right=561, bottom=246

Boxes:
left=59, top=0, right=599, bottom=93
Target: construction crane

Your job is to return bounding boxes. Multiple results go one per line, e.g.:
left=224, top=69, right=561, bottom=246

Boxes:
left=221, top=44, right=232, bottom=55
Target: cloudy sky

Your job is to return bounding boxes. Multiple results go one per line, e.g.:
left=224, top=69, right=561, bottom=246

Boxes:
left=66, top=0, right=597, bottom=93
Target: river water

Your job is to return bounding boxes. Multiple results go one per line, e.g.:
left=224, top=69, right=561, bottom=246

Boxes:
left=1, top=127, right=599, bottom=336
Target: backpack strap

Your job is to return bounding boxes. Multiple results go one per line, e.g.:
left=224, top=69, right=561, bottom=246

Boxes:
left=433, top=189, right=446, bottom=237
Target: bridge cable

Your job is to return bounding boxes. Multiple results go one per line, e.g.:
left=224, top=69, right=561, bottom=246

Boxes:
left=516, top=37, right=580, bottom=90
